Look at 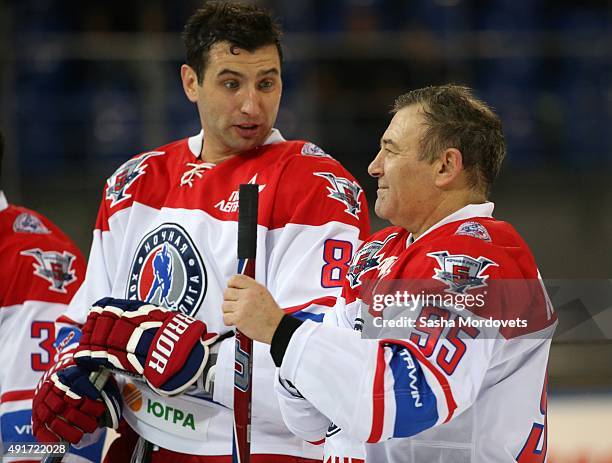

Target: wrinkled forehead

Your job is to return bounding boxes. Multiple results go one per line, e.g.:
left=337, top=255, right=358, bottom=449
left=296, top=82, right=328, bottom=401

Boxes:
left=205, top=42, right=281, bottom=76
left=382, top=104, right=426, bottom=150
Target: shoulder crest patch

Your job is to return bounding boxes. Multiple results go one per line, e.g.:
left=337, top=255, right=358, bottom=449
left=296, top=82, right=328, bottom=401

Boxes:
left=301, top=142, right=331, bottom=158
left=314, top=172, right=362, bottom=219
left=13, top=213, right=50, bottom=234
left=20, top=248, right=77, bottom=293
left=106, top=151, right=165, bottom=207
left=454, top=221, right=491, bottom=242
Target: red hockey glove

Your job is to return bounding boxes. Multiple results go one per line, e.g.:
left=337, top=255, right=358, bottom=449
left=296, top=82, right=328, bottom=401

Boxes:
left=74, top=297, right=223, bottom=396
left=32, top=352, right=121, bottom=444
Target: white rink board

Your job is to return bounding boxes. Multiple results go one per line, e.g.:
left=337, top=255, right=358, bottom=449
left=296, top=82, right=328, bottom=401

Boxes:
left=549, top=394, right=612, bottom=462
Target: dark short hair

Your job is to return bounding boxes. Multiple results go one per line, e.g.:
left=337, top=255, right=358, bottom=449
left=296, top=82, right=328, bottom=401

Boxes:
left=393, top=84, right=506, bottom=195
left=183, top=2, right=283, bottom=83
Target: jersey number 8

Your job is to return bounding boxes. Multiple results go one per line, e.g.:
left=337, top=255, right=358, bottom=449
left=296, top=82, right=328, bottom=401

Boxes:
left=321, top=239, right=353, bottom=288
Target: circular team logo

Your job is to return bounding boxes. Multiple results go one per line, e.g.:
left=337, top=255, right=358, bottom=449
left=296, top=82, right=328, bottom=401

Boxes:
left=127, top=223, right=206, bottom=316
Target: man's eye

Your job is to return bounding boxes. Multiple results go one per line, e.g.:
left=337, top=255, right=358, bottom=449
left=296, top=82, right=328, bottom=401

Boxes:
left=224, top=80, right=239, bottom=89
left=259, top=80, right=274, bottom=90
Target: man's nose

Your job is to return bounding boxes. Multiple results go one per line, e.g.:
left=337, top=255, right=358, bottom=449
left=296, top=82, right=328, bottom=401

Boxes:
left=240, top=87, right=261, bottom=115
left=368, top=150, right=384, bottom=178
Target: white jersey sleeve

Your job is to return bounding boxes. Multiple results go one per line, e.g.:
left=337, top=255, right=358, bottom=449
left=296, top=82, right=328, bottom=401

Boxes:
left=273, top=298, right=348, bottom=443
left=275, top=296, right=369, bottom=462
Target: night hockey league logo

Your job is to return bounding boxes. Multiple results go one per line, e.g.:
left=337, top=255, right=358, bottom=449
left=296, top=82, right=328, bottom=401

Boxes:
left=347, top=233, right=398, bottom=288
left=454, top=221, right=491, bottom=242
left=301, top=142, right=331, bottom=158
left=127, top=223, right=206, bottom=316
left=13, top=213, right=50, bottom=234
left=106, top=151, right=165, bottom=207
left=427, top=251, right=497, bottom=294
left=314, top=172, right=362, bottom=219
left=20, top=248, right=77, bottom=293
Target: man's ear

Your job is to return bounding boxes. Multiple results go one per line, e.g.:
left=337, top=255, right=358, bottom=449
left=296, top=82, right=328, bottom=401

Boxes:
left=181, top=64, right=200, bottom=103
left=434, top=148, right=463, bottom=188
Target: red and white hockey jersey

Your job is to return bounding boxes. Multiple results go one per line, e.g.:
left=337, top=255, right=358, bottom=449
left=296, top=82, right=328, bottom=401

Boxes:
left=63, top=130, right=370, bottom=457
left=0, top=191, right=89, bottom=460
left=276, top=202, right=557, bottom=462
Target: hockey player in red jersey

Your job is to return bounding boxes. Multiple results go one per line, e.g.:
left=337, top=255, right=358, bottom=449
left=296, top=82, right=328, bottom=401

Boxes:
left=223, top=85, right=557, bottom=462
left=0, top=130, right=108, bottom=462
left=31, top=3, right=370, bottom=462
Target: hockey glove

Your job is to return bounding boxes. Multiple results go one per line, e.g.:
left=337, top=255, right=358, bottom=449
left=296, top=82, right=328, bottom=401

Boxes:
left=74, top=297, right=224, bottom=396
left=32, top=351, right=121, bottom=444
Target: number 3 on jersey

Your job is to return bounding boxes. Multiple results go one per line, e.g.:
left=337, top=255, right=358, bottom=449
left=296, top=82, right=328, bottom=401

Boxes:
left=31, top=321, right=55, bottom=371
left=321, top=239, right=353, bottom=288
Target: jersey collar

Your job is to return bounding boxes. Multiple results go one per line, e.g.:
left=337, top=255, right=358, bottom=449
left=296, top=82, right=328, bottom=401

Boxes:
left=0, top=191, right=8, bottom=212
left=407, top=201, right=495, bottom=247
left=187, top=128, right=286, bottom=158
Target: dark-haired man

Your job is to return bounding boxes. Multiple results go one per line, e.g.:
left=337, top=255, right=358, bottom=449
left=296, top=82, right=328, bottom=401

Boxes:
left=31, top=2, right=369, bottom=462
left=223, top=85, right=557, bottom=462
left=0, top=131, right=105, bottom=461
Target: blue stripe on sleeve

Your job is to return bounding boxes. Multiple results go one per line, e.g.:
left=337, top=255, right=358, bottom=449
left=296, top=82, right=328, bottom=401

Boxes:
left=388, top=345, right=439, bottom=437
left=291, top=312, right=324, bottom=323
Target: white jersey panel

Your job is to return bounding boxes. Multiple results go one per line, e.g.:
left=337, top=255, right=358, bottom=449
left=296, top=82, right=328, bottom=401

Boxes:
left=265, top=222, right=362, bottom=308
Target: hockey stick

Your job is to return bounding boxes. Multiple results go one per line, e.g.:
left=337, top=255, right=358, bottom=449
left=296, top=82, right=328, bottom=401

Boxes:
left=42, top=368, right=111, bottom=463
left=232, top=184, right=259, bottom=463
